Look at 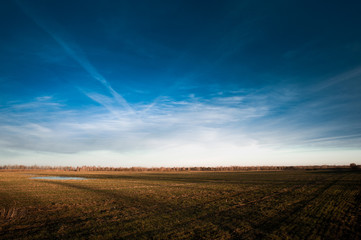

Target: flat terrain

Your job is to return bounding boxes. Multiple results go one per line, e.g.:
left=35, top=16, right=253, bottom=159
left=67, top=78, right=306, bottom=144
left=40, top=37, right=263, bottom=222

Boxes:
left=0, top=170, right=360, bottom=239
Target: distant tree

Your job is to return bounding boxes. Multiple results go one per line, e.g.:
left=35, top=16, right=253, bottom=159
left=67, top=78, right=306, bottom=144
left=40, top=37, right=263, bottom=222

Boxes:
left=350, top=163, right=359, bottom=170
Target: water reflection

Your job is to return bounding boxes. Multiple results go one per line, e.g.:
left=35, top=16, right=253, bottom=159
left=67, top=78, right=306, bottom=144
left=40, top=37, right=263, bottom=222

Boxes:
left=31, top=176, right=88, bottom=180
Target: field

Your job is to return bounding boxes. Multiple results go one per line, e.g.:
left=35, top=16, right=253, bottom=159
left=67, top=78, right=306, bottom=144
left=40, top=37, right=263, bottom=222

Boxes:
left=0, top=170, right=360, bottom=239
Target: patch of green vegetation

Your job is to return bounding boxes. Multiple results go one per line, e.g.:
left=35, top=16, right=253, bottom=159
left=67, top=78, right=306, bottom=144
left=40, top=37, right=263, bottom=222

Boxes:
left=0, top=170, right=360, bottom=239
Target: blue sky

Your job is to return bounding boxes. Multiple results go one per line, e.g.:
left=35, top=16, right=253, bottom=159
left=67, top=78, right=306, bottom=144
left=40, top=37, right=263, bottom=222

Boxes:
left=1, top=0, right=361, bottom=167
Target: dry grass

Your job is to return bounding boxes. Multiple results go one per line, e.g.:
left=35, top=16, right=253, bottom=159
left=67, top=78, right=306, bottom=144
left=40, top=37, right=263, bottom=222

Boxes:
left=0, top=170, right=360, bottom=239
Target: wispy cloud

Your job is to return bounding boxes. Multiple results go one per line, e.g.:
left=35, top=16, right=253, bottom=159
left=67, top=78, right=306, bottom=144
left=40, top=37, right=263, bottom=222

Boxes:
left=1, top=83, right=361, bottom=166
left=15, top=0, right=133, bottom=113
left=315, top=65, right=361, bottom=91
left=1, top=86, right=360, bottom=155
left=36, top=96, right=53, bottom=101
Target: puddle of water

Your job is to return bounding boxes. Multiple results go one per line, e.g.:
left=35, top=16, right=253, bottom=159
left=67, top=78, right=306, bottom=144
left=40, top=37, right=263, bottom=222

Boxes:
left=31, top=176, right=88, bottom=180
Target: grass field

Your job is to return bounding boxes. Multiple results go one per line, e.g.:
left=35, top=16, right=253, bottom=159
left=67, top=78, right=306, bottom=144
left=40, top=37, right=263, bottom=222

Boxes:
left=0, top=170, right=360, bottom=239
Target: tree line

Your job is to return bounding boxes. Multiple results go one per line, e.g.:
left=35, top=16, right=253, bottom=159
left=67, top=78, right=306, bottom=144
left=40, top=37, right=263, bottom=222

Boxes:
left=0, top=164, right=357, bottom=171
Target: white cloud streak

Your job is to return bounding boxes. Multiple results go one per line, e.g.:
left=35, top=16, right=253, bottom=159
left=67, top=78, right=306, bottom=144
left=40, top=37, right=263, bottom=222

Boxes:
left=314, top=65, right=361, bottom=91
left=15, top=0, right=133, bottom=113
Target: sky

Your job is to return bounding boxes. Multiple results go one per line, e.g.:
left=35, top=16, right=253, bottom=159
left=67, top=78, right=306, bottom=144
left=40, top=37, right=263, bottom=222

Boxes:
left=1, top=0, right=361, bottom=167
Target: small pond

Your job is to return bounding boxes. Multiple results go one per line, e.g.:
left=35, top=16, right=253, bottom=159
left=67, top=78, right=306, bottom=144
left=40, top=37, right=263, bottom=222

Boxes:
left=31, top=176, right=89, bottom=180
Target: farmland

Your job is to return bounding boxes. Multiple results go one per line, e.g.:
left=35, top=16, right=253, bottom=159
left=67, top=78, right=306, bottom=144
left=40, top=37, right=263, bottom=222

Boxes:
left=0, top=170, right=360, bottom=239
